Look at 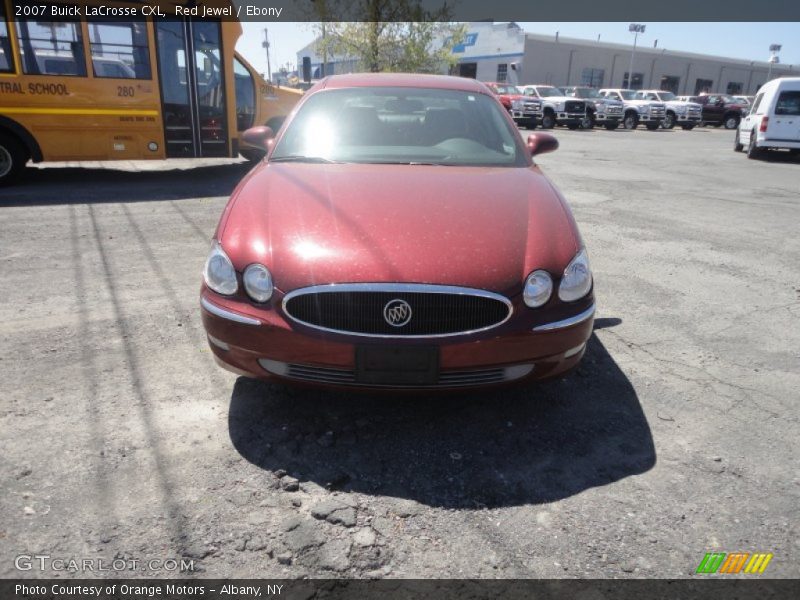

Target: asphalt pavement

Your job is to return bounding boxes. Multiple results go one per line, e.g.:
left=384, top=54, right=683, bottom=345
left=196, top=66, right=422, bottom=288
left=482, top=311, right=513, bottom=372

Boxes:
left=1, top=126, right=798, bottom=578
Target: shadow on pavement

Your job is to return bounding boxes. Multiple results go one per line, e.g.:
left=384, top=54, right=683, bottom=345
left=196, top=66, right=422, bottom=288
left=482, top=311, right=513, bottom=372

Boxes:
left=0, top=162, right=252, bottom=206
left=228, top=331, right=655, bottom=508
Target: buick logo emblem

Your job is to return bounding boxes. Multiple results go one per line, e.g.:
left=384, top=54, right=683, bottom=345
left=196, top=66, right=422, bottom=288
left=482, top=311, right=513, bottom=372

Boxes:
left=383, top=299, right=412, bottom=327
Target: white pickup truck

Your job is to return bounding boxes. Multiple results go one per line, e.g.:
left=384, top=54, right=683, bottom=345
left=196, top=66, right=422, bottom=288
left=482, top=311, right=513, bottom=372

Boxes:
left=637, top=90, right=702, bottom=130
left=599, top=89, right=666, bottom=130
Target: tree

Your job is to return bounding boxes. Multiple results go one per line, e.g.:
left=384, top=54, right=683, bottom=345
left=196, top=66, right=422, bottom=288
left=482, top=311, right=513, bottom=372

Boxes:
left=308, top=1, right=466, bottom=74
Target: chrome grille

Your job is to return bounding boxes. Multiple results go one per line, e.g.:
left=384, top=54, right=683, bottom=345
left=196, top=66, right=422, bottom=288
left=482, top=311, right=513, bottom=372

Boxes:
left=650, top=105, right=666, bottom=117
left=282, top=284, right=513, bottom=338
left=522, top=100, right=541, bottom=111
left=259, top=359, right=532, bottom=388
left=607, top=105, right=623, bottom=115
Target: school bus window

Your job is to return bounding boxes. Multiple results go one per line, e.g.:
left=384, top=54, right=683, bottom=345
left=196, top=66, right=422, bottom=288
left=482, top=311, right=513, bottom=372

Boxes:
left=0, top=6, right=13, bottom=73
left=88, top=20, right=151, bottom=79
left=234, top=57, right=255, bottom=130
left=16, top=19, right=87, bottom=76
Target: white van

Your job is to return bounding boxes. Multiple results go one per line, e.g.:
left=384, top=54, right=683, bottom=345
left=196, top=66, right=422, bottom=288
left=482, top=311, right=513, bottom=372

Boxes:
left=735, top=77, right=800, bottom=159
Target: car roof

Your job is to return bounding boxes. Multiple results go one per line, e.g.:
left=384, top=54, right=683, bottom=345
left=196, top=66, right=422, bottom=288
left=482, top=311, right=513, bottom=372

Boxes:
left=318, top=73, right=489, bottom=93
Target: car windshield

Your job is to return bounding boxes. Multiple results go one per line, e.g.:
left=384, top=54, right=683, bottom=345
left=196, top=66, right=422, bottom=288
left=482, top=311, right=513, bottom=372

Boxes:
left=494, top=85, right=521, bottom=95
left=569, top=88, right=601, bottom=99
left=536, top=87, right=565, bottom=97
left=658, top=92, right=676, bottom=101
left=271, top=87, right=526, bottom=167
left=618, top=90, right=638, bottom=100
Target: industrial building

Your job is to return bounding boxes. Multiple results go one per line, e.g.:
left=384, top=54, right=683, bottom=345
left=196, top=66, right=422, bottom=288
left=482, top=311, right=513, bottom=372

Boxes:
left=296, top=22, right=798, bottom=95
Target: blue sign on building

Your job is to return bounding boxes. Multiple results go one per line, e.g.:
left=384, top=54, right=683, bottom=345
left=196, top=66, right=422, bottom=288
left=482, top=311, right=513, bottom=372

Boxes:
left=451, top=33, right=478, bottom=53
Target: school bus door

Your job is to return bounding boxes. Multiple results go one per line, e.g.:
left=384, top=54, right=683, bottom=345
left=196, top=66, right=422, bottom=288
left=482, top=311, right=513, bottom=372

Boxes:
left=154, top=19, right=229, bottom=158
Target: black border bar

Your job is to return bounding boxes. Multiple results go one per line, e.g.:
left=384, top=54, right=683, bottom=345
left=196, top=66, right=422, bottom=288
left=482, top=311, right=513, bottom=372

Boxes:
left=10, top=0, right=800, bottom=21
left=3, top=579, right=800, bottom=600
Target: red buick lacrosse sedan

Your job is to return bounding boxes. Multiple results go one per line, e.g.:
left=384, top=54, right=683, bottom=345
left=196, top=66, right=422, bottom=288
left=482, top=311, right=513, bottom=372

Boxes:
left=200, top=74, right=594, bottom=389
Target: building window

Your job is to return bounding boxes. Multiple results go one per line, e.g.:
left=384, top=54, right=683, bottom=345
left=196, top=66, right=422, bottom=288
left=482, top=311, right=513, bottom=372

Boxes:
left=726, top=81, right=743, bottom=95
left=694, top=78, right=713, bottom=95
left=623, top=72, right=644, bottom=90
left=496, top=63, right=508, bottom=83
left=16, top=17, right=86, bottom=76
left=88, top=21, right=151, bottom=79
left=580, top=68, right=604, bottom=88
left=659, top=75, right=680, bottom=94
left=0, top=5, right=13, bottom=73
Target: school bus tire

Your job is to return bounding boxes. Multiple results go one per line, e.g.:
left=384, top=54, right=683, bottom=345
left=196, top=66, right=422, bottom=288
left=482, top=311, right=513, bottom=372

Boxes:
left=0, top=132, right=29, bottom=185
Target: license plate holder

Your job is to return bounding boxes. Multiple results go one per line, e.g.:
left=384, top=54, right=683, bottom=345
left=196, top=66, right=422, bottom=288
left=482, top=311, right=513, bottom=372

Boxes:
left=355, top=346, right=439, bottom=386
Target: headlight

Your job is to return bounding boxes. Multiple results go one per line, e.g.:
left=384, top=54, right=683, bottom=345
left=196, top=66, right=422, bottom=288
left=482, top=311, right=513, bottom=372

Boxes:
left=203, top=240, right=237, bottom=295
left=555, top=102, right=565, bottom=111
left=511, top=99, right=523, bottom=109
left=243, top=264, right=274, bottom=303
left=676, top=105, right=687, bottom=113
left=558, top=248, right=592, bottom=302
left=523, top=270, right=553, bottom=308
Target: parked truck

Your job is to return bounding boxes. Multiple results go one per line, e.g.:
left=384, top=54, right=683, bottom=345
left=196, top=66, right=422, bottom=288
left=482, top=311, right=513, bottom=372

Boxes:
left=637, top=90, right=702, bottom=130
left=562, top=86, right=624, bottom=130
left=519, top=85, right=587, bottom=130
left=483, top=82, right=542, bottom=128
left=599, top=89, right=666, bottom=130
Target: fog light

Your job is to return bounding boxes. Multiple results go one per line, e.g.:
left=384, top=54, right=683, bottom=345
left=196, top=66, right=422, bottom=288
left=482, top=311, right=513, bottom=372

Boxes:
left=259, top=358, right=289, bottom=376
left=207, top=334, right=229, bottom=351
left=503, top=364, right=534, bottom=380
left=564, top=343, right=585, bottom=358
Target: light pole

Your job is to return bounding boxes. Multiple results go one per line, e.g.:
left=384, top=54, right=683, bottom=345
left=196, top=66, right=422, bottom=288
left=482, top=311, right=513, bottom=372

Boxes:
left=262, top=28, right=272, bottom=82
left=627, top=23, right=646, bottom=89
left=767, top=44, right=781, bottom=81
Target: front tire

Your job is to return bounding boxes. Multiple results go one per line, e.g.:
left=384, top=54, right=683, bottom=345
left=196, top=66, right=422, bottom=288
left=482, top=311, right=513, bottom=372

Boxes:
left=0, top=133, right=28, bottom=186
left=623, top=113, right=639, bottom=130
left=540, top=112, right=556, bottom=129
left=663, top=113, right=676, bottom=129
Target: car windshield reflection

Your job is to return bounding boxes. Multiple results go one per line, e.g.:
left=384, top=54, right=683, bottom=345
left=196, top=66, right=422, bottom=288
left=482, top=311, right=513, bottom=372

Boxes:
left=271, top=87, right=526, bottom=167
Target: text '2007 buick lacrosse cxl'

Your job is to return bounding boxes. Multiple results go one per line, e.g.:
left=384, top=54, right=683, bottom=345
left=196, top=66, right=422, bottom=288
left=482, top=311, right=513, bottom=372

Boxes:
left=200, top=74, right=594, bottom=390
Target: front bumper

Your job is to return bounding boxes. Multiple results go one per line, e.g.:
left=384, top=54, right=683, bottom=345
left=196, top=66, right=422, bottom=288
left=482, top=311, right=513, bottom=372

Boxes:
left=594, top=113, right=621, bottom=123
left=675, top=114, right=701, bottom=122
left=512, top=110, right=541, bottom=123
left=200, top=290, right=595, bottom=390
left=556, top=112, right=585, bottom=124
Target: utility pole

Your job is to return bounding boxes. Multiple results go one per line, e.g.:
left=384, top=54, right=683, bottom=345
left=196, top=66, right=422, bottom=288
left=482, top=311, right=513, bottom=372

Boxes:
left=767, top=44, right=781, bottom=81
left=262, top=28, right=272, bottom=82
left=627, top=23, right=645, bottom=88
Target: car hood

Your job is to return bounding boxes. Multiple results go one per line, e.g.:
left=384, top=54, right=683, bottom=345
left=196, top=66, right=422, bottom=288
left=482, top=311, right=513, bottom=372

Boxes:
left=625, top=100, right=665, bottom=109
left=220, top=163, right=580, bottom=297
left=665, top=100, right=702, bottom=110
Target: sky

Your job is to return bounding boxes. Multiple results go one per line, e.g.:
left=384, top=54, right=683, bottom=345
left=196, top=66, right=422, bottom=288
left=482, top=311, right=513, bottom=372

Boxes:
left=236, top=22, right=799, bottom=78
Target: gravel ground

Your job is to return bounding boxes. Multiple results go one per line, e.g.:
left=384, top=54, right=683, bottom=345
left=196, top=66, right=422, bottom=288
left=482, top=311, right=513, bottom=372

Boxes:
left=1, top=126, right=798, bottom=579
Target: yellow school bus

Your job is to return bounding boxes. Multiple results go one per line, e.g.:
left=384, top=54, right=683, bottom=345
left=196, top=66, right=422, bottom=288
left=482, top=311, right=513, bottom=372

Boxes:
left=0, top=0, right=302, bottom=183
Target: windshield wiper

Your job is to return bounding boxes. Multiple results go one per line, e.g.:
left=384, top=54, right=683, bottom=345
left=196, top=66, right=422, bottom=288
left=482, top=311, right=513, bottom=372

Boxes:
left=270, top=155, right=342, bottom=163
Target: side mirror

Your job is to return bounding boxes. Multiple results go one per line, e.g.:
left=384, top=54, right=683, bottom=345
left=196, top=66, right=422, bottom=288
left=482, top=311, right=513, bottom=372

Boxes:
left=527, top=133, right=559, bottom=157
left=241, top=126, right=274, bottom=151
